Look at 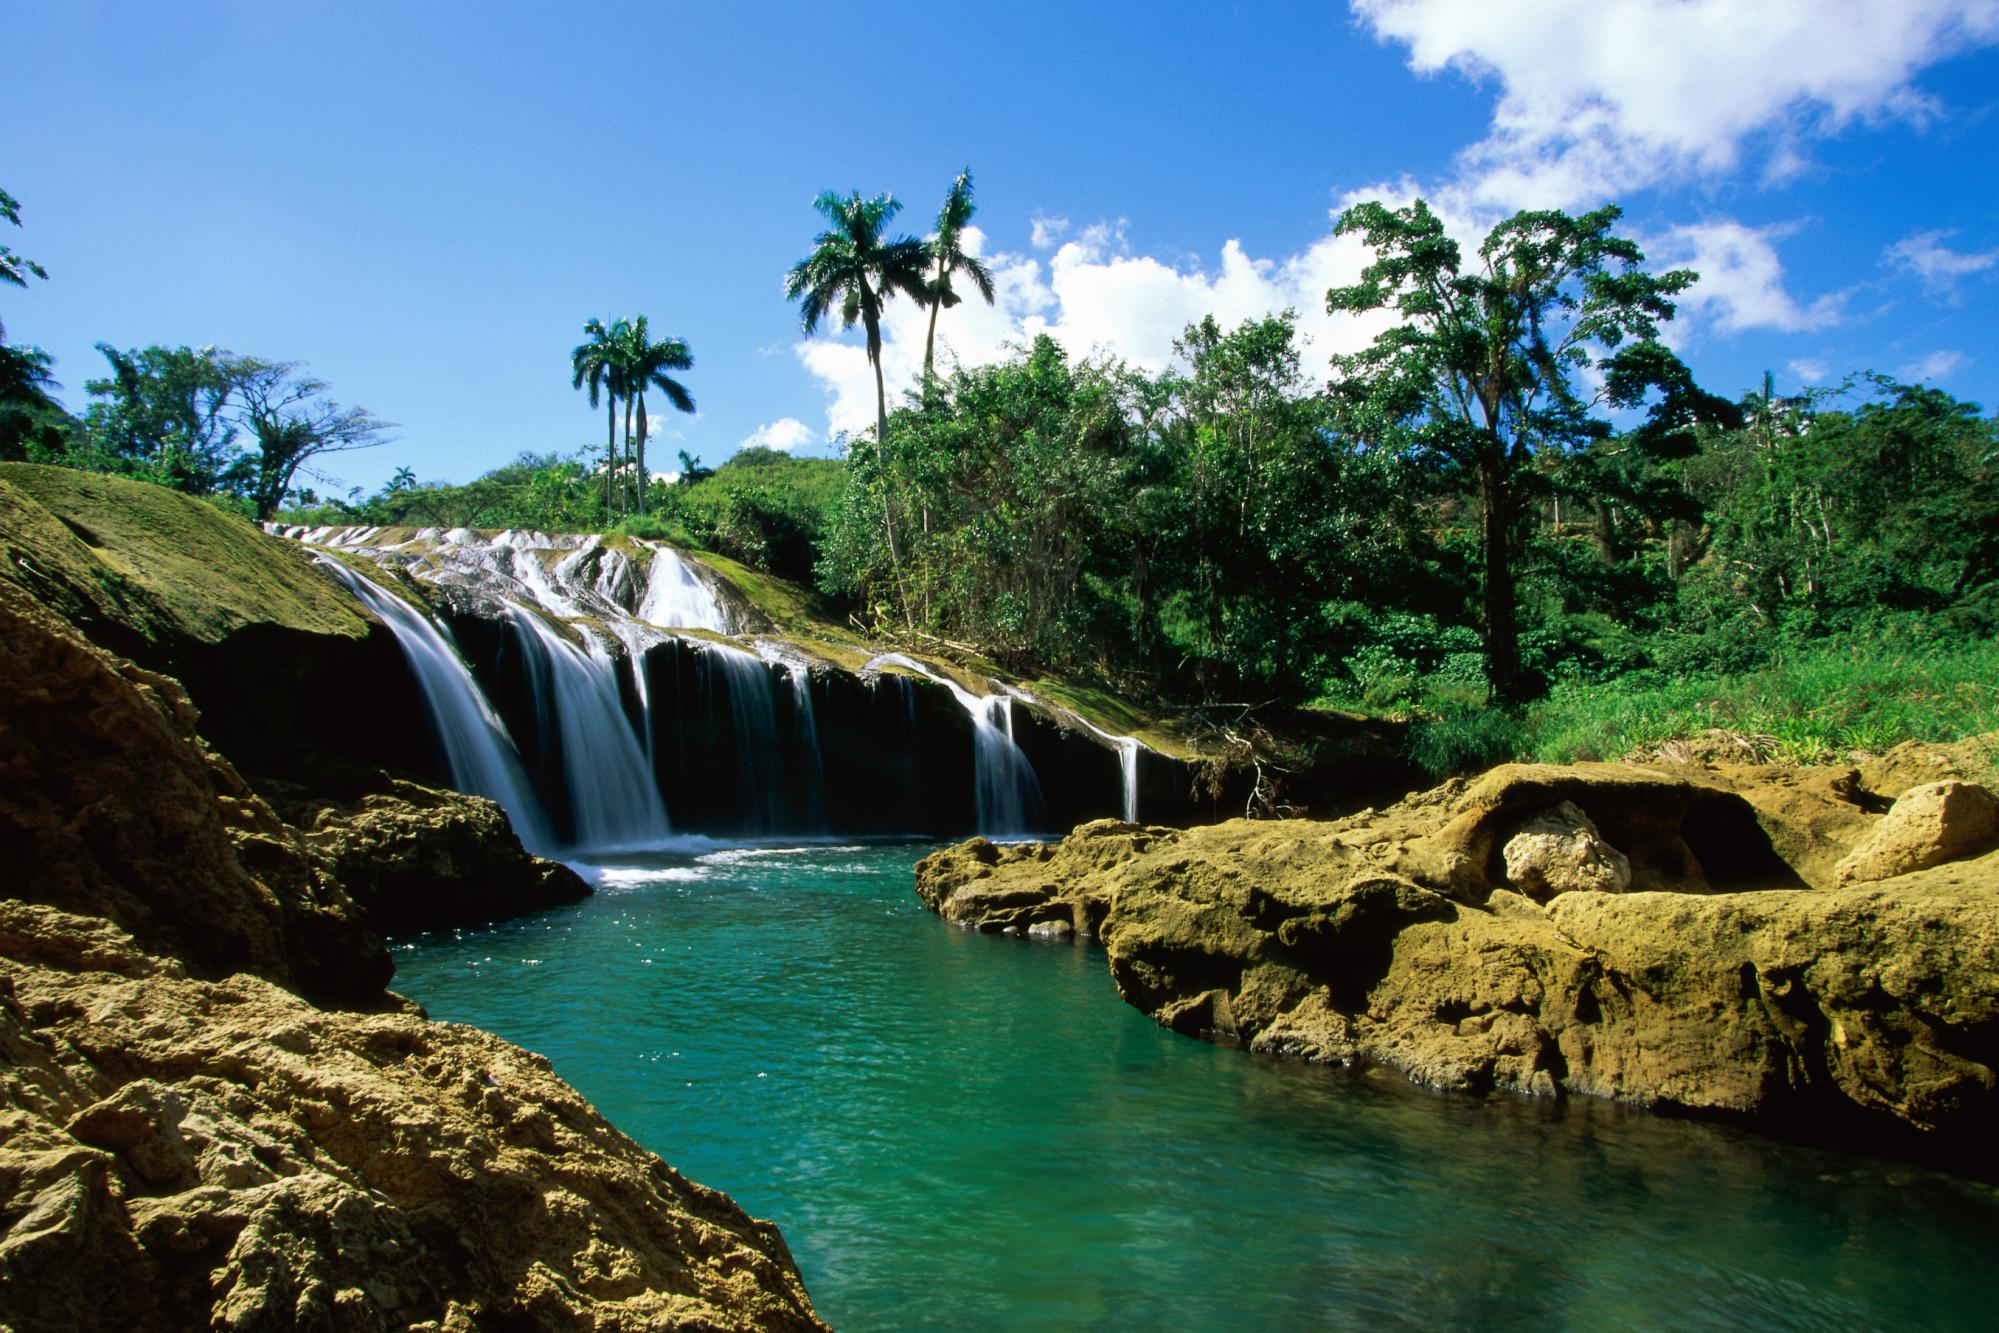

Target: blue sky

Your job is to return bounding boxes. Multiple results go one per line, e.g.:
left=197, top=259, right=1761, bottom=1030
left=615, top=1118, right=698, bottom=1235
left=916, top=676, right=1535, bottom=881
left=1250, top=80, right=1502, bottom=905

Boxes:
left=10, top=1, right=1999, bottom=497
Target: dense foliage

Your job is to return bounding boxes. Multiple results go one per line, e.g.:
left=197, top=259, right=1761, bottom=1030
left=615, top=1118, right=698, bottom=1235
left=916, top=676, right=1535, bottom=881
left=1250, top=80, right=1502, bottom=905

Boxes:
left=8, top=171, right=1995, bottom=773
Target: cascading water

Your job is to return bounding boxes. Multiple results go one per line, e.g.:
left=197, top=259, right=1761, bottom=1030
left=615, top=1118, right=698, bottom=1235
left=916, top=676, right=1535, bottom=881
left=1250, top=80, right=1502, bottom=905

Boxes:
left=639, top=548, right=729, bottom=631
left=707, top=644, right=785, bottom=833
left=315, top=557, right=557, bottom=853
left=788, top=665, right=828, bottom=831
left=506, top=607, right=673, bottom=853
left=288, top=527, right=1148, bottom=838
left=867, top=654, right=1046, bottom=837
left=1116, top=739, right=1139, bottom=823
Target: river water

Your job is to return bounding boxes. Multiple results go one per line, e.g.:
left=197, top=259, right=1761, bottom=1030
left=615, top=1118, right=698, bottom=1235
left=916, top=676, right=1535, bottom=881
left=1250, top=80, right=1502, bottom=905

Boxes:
left=392, top=843, right=1999, bottom=1330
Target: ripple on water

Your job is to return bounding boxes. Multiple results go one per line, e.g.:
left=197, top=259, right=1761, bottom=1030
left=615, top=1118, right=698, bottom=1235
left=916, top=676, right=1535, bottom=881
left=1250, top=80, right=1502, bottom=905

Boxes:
left=392, top=844, right=1999, bottom=1332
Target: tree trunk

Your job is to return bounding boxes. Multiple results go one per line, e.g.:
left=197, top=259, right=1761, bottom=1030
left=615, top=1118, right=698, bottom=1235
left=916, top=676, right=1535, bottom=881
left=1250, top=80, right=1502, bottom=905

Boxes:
left=622, top=398, right=634, bottom=516
left=1479, top=456, right=1522, bottom=702
left=865, top=314, right=913, bottom=630
left=605, top=394, right=616, bottom=525
left=923, top=268, right=943, bottom=379
left=635, top=388, right=648, bottom=518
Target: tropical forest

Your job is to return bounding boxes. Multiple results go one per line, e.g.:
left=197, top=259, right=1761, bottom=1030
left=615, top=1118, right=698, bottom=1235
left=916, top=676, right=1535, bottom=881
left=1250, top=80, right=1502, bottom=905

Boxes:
left=5, top=5, right=1998, bottom=1331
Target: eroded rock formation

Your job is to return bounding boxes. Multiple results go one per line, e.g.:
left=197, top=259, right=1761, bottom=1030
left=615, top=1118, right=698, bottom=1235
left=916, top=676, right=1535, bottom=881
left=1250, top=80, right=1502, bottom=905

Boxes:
left=916, top=758, right=1999, bottom=1173
left=0, top=577, right=822, bottom=1328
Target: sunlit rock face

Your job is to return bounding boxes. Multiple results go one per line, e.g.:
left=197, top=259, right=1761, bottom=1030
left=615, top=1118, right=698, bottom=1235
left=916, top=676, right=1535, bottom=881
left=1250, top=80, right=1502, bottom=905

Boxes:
left=916, top=757, right=1999, bottom=1174
left=0, top=577, right=825, bottom=1331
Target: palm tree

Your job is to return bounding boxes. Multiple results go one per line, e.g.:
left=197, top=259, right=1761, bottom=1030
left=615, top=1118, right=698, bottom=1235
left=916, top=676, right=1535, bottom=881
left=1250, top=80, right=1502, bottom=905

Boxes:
left=784, top=191, right=931, bottom=444
left=921, top=170, right=996, bottom=379
left=618, top=315, right=695, bottom=518
left=571, top=317, right=630, bottom=522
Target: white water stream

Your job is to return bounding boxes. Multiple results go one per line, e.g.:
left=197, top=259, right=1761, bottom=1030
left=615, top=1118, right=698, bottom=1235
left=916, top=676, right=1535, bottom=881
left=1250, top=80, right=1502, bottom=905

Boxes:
left=314, top=557, right=557, bottom=854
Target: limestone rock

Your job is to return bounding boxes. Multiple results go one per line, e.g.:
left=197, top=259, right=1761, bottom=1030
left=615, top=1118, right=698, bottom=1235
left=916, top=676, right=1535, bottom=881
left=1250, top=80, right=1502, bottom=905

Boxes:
left=1836, top=780, right=1999, bottom=884
left=1501, top=800, right=1632, bottom=900
left=0, top=580, right=389, bottom=1009
left=914, top=760, right=1999, bottom=1171
left=263, top=778, right=591, bottom=935
left=0, top=902, right=824, bottom=1332
left=0, top=574, right=822, bottom=1329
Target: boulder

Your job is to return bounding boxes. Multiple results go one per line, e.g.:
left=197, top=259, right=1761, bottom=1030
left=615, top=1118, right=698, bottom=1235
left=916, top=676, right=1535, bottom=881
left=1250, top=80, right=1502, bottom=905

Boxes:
left=0, top=902, right=824, bottom=1332
left=1836, top=780, right=1999, bottom=884
left=1501, top=799, right=1632, bottom=900
left=260, top=778, right=591, bottom=936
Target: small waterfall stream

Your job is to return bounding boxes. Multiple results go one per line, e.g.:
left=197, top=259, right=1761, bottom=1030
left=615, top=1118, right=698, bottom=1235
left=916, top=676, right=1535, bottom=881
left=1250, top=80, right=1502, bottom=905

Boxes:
left=867, top=653, right=1046, bottom=837
left=788, top=665, right=828, bottom=831
left=639, top=548, right=729, bottom=630
left=315, top=557, right=557, bottom=853
left=506, top=607, right=673, bottom=853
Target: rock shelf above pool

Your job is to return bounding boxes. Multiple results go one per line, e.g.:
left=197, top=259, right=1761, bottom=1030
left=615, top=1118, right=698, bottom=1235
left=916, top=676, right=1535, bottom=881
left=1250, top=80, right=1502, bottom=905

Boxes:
left=915, top=756, right=1999, bottom=1173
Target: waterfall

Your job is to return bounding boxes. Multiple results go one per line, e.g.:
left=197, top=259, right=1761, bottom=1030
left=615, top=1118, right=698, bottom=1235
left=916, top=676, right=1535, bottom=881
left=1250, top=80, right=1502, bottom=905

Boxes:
left=292, top=527, right=1143, bottom=840
left=639, top=548, right=728, bottom=631
left=789, top=665, right=827, bottom=831
left=706, top=644, right=783, bottom=833
left=506, top=607, right=673, bottom=853
left=315, top=557, right=556, bottom=854
left=867, top=654, right=1045, bottom=837
left=1033, top=695, right=1143, bottom=824
left=1116, top=739, right=1140, bottom=823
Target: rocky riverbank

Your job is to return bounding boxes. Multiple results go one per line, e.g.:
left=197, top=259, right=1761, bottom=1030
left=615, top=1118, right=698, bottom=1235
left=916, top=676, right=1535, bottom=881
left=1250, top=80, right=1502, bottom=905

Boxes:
left=916, top=753, right=1999, bottom=1174
left=1, top=501, right=823, bottom=1326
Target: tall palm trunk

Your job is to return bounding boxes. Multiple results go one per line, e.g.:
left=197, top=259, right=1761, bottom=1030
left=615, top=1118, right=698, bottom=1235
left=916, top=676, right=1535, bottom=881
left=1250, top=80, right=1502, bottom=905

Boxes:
left=923, top=263, right=944, bottom=378
left=864, top=310, right=913, bottom=630
left=604, top=393, right=617, bottom=525
left=634, top=388, right=648, bottom=518
left=622, top=398, right=635, bottom=516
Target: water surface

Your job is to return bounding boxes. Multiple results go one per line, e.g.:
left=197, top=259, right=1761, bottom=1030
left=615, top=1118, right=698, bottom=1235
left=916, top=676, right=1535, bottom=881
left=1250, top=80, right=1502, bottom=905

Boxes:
left=392, top=843, right=1999, bottom=1330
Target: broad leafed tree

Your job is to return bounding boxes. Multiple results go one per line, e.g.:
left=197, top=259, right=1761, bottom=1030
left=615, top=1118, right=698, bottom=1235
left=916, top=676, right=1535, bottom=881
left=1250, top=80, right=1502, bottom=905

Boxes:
left=1327, top=200, right=1734, bottom=700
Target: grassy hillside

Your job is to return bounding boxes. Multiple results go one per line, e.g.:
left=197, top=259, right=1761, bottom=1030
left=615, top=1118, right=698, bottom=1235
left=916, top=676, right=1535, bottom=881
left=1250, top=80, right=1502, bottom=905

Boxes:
left=0, top=463, right=370, bottom=647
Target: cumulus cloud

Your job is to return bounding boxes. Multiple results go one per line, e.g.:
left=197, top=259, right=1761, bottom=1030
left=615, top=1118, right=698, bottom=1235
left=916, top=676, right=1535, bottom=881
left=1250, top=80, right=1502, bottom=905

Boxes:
left=1029, top=215, right=1071, bottom=249
left=1353, top=0, right=1999, bottom=209
left=1659, top=221, right=1843, bottom=333
left=1899, top=348, right=1969, bottom=381
left=1884, top=228, right=1999, bottom=293
left=739, top=417, right=815, bottom=452
left=1787, top=358, right=1830, bottom=384
left=792, top=220, right=1402, bottom=439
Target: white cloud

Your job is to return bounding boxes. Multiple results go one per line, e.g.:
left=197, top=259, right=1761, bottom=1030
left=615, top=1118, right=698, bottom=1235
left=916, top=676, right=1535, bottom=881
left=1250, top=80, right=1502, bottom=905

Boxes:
left=792, top=220, right=1400, bottom=439
left=739, top=417, right=815, bottom=452
left=1899, top=349, right=1969, bottom=381
left=640, top=404, right=698, bottom=440
left=1354, top=0, right=1999, bottom=209
left=1660, top=221, right=1842, bottom=333
left=1029, top=215, right=1070, bottom=249
left=1787, top=358, right=1829, bottom=384
left=1884, top=228, right=1999, bottom=293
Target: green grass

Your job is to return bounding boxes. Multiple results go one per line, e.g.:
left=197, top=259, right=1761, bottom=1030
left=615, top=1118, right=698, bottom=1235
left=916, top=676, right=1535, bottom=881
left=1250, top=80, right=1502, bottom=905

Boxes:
left=1519, top=639, right=1999, bottom=767
left=0, top=462, right=371, bottom=645
left=1395, top=638, right=1999, bottom=778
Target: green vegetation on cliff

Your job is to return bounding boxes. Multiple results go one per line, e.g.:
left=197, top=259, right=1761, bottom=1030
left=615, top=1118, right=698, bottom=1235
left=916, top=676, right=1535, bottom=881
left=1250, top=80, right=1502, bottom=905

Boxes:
left=0, top=462, right=369, bottom=647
